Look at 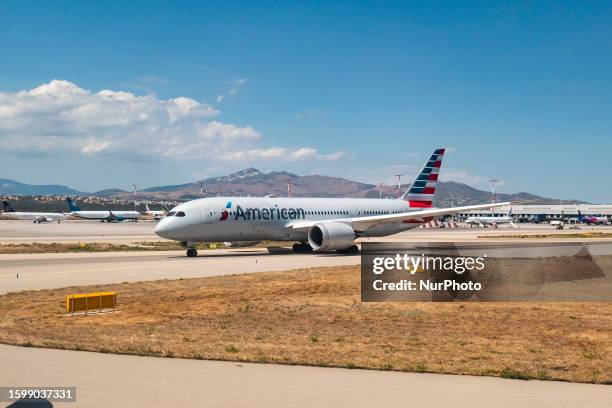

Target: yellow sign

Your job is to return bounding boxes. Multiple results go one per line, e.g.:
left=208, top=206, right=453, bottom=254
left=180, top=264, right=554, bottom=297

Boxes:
left=66, top=291, right=117, bottom=314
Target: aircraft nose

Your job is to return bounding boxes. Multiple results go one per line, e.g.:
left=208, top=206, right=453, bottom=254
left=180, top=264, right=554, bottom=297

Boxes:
left=154, top=218, right=172, bottom=238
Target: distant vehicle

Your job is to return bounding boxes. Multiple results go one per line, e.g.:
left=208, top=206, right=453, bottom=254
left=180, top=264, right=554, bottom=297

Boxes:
left=465, top=209, right=516, bottom=228
left=223, top=241, right=261, bottom=248
left=66, top=197, right=141, bottom=222
left=155, top=148, right=509, bottom=257
left=550, top=220, right=564, bottom=230
left=144, top=204, right=168, bottom=221
left=1, top=200, right=66, bottom=223
left=578, top=210, right=610, bottom=225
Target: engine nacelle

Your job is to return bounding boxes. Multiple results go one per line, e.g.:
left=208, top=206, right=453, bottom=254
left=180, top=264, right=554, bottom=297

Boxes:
left=308, top=222, right=355, bottom=251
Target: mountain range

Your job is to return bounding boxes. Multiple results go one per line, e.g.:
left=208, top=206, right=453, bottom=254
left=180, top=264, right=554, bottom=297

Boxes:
left=0, top=169, right=585, bottom=205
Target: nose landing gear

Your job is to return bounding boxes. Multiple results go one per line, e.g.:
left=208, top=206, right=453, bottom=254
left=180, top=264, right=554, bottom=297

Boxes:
left=186, top=248, right=198, bottom=257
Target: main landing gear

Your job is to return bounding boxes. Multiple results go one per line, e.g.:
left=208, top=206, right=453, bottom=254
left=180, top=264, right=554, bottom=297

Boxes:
left=337, top=245, right=359, bottom=254
left=292, top=242, right=313, bottom=253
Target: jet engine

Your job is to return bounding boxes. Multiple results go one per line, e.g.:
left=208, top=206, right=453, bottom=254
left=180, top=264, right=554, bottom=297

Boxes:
left=308, top=222, right=355, bottom=251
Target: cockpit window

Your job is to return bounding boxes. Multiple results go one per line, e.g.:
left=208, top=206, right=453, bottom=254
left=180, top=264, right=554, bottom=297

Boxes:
left=167, top=211, right=176, bottom=216
left=176, top=211, right=186, bottom=217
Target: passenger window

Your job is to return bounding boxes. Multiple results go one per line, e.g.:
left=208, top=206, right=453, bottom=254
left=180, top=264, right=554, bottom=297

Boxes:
left=176, top=211, right=186, bottom=217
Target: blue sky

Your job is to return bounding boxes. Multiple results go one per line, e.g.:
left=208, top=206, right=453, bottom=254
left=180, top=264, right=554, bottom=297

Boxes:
left=0, top=1, right=611, bottom=201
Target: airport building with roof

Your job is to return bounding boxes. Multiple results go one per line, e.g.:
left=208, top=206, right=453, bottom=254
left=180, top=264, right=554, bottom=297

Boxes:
left=457, top=204, right=612, bottom=222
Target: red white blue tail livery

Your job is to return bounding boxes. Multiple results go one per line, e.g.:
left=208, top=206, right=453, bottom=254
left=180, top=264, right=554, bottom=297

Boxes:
left=401, top=148, right=444, bottom=207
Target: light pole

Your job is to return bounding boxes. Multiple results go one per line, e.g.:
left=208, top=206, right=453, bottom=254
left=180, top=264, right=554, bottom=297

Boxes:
left=394, top=174, right=403, bottom=196
left=132, top=184, right=137, bottom=211
left=489, top=178, right=498, bottom=216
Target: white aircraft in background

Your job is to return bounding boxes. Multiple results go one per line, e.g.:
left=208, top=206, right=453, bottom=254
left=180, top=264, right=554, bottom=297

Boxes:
left=66, top=197, right=141, bottom=222
left=1, top=201, right=66, bottom=223
left=144, top=204, right=168, bottom=221
left=155, top=148, right=509, bottom=256
left=465, top=208, right=516, bottom=228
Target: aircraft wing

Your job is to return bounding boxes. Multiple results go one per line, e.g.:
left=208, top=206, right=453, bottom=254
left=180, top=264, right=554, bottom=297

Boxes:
left=288, top=202, right=511, bottom=232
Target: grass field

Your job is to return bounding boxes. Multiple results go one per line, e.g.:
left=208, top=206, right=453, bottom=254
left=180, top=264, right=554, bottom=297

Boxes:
left=0, top=265, right=610, bottom=383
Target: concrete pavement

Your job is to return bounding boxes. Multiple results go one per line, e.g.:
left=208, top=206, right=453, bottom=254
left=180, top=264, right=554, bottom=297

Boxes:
left=1, top=344, right=610, bottom=408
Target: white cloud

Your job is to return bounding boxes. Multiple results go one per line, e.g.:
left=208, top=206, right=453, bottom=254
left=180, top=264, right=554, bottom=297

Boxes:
left=440, top=169, right=499, bottom=188
left=0, top=79, right=343, bottom=163
left=216, top=77, right=248, bottom=102
left=198, top=121, right=260, bottom=141
left=319, top=151, right=347, bottom=160
left=222, top=147, right=346, bottom=162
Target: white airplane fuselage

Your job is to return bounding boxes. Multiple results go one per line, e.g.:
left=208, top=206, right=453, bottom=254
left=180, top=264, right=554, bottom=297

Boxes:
left=0, top=212, right=66, bottom=222
left=465, top=215, right=513, bottom=226
left=70, top=210, right=141, bottom=221
left=155, top=196, right=424, bottom=242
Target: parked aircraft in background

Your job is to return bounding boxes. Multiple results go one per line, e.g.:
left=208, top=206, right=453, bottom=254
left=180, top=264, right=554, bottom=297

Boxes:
left=1, top=201, right=66, bottom=223
left=465, top=209, right=516, bottom=228
left=578, top=210, right=610, bottom=225
left=155, top=148, right=509, bottom=256
left=66, top=197, right=141, bottom=222
left=144, top=204, right=168, bottom=221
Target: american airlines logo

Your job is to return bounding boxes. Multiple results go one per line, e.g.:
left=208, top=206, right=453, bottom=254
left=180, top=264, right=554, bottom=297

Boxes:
left=222, top=202, right=306, bottom=221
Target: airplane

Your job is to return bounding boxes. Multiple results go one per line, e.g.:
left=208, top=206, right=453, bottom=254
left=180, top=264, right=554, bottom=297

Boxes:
left=464, top=208, right=516, bottom=228
left=155, top=148, right=510, bottom=257
left=66, top=197, right=141, bottom=222
left=578, top=210, right=610, bottom=225
left=1, top=200, right=66, bottom=223
left=143, top=204, right=168, bottom=221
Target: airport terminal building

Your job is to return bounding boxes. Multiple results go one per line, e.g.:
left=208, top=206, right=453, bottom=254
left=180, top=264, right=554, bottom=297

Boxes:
left=458, top=204, right=612, bottom=222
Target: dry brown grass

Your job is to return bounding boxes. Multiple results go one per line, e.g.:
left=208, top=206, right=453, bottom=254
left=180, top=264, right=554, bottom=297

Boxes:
left=0, top=265, right=610, bottom=383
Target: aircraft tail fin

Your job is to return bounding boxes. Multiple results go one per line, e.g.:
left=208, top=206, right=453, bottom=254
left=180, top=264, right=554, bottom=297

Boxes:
left=2, top=201, right=15, bottom=212
left=400, top=148, right=445, bottom=208
left=66, top=197, right=81, bottom=212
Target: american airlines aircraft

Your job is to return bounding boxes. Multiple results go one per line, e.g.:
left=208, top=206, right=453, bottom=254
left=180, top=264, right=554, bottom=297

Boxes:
left=155, top=148, right=509, bottom=256
left=1, top=201, right=66, bottom=223
left=66, top=197, right=141, bottom=222
left=465, top=208, right=516, bottom=228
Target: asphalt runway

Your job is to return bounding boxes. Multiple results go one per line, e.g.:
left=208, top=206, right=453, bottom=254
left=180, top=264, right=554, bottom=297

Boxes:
left=0, top=219, right=159, bottom=244
left=2, top=344, right=610, bottom=408
left=0, top=249, right=360, bottom=294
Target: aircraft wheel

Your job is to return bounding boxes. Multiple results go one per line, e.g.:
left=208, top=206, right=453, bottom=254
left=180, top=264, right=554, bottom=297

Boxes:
left=338, top=245, right=359, bottom=254
left=292, top=242, right=313, bottom=253
left=186, top=248, right=198, bottom=257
